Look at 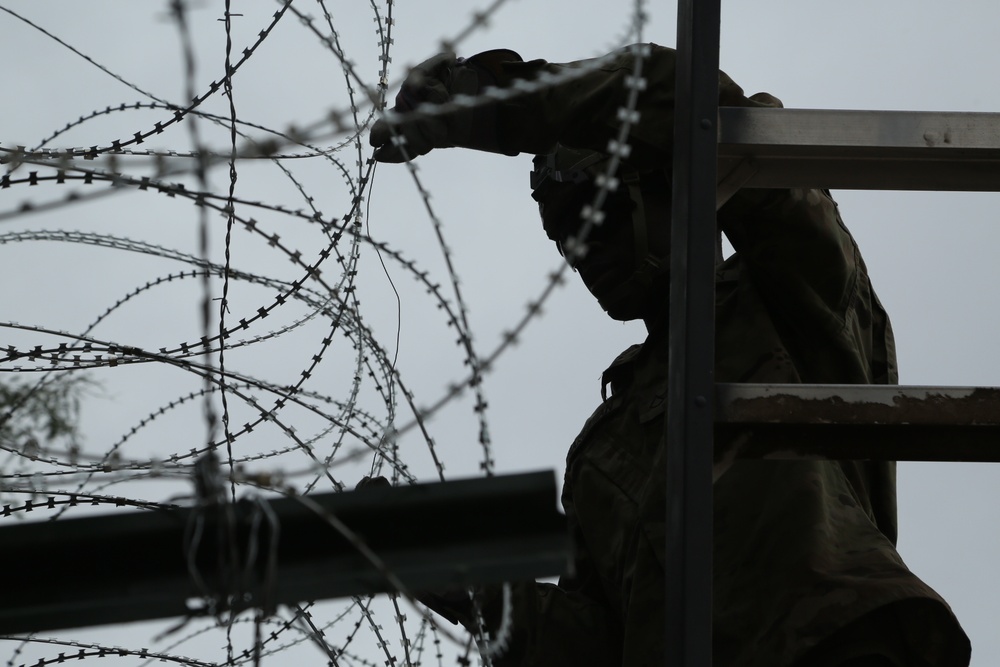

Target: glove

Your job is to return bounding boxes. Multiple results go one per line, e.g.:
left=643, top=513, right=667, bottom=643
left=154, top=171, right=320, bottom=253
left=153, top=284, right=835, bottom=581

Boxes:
left=417, top=587, right=476, bottom=626
left=369, top=50, right=523, bottom=162
left=354, top=475, right=391, bottom=490
left=417, top=585, right=506, bottom=635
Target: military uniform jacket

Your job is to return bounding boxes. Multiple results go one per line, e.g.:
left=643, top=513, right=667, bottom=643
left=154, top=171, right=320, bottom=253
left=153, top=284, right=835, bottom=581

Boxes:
left=472, top=45, right=971, bottom=667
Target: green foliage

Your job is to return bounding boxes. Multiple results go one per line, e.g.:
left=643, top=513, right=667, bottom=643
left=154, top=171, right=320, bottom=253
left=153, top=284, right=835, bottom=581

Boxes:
left=0, top=374, right=94, bottom=453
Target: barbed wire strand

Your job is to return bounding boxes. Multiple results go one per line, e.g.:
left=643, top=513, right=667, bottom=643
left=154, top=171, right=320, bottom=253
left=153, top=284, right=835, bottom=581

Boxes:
left=1, top=1, right=654, bottom=665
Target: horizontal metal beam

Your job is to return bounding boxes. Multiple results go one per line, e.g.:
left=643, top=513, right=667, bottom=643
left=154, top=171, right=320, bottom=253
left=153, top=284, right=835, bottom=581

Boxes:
left=716, top=384, right=1000, bottom=462
left=0, top=471, right=568, bottom=635
left=718, top=107, right=1000, bottom=191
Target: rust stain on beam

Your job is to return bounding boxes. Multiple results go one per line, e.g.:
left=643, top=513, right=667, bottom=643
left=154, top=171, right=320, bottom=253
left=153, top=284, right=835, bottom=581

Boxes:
left=716, top=384, right=1000, bottom=425
left=713, top=384, right=1000, bottom=462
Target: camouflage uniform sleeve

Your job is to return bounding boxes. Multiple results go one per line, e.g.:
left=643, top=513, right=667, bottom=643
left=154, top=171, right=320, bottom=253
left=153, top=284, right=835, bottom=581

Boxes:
left=487, top=504, right=621, bottom=666
left=487, top=43, right=753, bottom=170
left=718, top=188, right=858, bottom=321
left=718, top=183, right=896, bottom=390
left=422, top=556, right=620, bottom=666
left=491, top=579, right=621, bottom=666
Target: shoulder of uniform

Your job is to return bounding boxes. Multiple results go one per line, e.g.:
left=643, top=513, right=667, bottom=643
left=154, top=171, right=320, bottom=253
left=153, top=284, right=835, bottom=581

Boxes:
left=601, top=343, right=643, bottom=400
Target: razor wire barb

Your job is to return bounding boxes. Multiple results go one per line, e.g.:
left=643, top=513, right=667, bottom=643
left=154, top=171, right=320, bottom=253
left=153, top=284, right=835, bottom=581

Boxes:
left=1, top=0, right=650, bottom=665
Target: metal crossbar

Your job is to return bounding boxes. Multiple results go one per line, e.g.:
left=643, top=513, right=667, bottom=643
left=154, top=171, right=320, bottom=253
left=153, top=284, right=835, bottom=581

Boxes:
left=0, top=472, right=567, bottom=635
left=718, top=107, right=1000, bottom=191
left=716, top=384, right=1000, bottom=462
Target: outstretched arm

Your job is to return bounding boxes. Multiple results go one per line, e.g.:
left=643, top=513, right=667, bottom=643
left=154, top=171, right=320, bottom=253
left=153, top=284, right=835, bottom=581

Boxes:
left=419, top=539, right=622, bottom=666
left=717, top=185, right=896, bottom=385
left=370, top=44, right=759, bottom=170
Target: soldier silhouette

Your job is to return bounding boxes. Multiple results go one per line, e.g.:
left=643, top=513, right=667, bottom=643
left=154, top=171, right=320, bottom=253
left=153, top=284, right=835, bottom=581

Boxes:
left=369, top=45, right=970, bottom=667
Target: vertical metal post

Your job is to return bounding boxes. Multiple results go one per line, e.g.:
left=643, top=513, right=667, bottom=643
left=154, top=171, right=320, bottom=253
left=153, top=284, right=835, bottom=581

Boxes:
left=665, top=0, right=721, bottom=664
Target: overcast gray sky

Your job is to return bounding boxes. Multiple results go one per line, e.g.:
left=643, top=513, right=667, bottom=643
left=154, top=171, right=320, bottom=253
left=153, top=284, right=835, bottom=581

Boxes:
left=3, top=1, right=999, bottom=665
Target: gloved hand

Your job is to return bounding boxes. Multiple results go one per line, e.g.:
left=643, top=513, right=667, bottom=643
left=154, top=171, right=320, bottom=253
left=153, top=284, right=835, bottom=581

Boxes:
left=369, top=50, right=522, bottom=162
left=354, top=475, right=391, bottom=490
left=418, top=584, right=506, bottom=636
left=417, top=587, right=477, bottom=627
